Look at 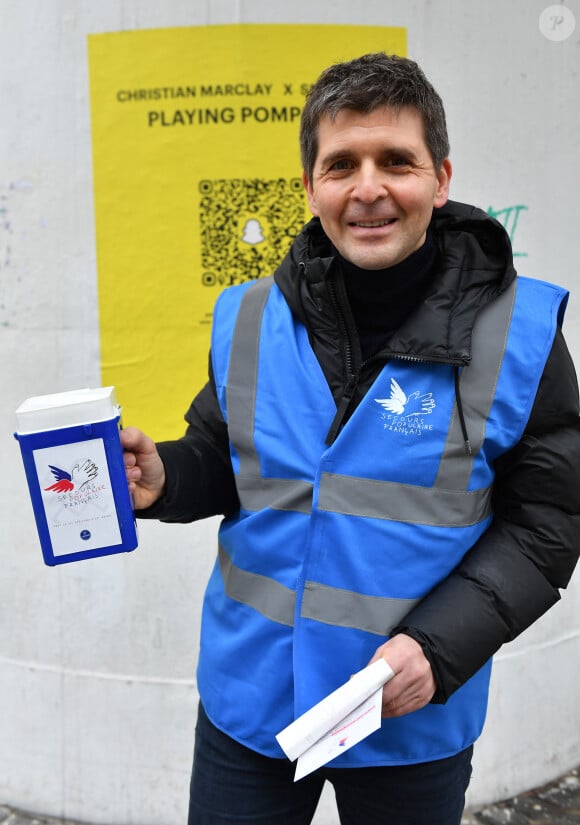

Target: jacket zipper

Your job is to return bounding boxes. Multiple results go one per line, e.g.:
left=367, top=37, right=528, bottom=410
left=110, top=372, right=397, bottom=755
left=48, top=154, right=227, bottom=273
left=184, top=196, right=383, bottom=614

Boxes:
left=326, top=275, right=355, bottom=378
left=325, top=276, right=359, bottom=445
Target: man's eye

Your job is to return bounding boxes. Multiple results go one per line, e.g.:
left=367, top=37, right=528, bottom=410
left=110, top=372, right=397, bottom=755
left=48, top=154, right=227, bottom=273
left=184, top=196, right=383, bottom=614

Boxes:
left=387, top=157, right=411, bottom=168
left=329, top=160, right=352, bottom=171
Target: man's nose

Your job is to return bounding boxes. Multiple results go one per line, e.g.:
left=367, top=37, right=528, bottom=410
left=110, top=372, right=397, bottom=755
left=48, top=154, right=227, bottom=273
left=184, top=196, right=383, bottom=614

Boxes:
left=352, top=162, right=385, bottom=202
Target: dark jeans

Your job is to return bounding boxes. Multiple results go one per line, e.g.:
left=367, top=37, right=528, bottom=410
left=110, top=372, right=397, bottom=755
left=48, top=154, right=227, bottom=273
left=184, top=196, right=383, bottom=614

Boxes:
left=188, top=702, right=473, bottom=825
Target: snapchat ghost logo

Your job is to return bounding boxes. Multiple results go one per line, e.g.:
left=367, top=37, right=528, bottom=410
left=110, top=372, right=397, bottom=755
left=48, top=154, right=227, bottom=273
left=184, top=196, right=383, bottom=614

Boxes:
left=241, top=218, right=265, bottom=245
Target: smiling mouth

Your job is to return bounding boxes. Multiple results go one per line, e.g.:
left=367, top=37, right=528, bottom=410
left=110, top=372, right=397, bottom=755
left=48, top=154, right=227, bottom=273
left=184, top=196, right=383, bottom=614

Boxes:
left=350, top=218, right=397, bottom=228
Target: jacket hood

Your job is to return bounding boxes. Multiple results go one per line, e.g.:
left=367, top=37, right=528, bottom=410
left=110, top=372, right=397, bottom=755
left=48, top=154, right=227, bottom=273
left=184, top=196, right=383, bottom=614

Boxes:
left=274, top=200, right=517, bottom=365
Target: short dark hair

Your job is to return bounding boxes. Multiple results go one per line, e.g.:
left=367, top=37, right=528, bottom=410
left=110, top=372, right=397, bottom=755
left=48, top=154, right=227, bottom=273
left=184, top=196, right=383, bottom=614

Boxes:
left=300, top=52, right=450, bottom=182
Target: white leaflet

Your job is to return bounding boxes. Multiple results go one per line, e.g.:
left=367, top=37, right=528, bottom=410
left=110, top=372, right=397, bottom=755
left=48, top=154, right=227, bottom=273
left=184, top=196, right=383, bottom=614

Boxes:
left=276, top=659, right=394, bottom=780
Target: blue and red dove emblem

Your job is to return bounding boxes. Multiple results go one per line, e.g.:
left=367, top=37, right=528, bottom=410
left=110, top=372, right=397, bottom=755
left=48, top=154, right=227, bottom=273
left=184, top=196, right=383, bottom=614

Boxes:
left=44, top=460, right=99, bottom=493
left=44, top=465, right=74, bottom=493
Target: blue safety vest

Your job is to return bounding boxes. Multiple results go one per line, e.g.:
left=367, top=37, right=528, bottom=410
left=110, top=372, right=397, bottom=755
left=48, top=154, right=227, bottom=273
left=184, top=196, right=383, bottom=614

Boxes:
left=197, top=274, right=567, bottom=766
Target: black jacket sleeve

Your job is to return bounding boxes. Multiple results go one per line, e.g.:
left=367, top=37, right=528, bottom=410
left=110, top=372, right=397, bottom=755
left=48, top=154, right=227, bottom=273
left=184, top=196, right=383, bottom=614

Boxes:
left=135, top=358, right=239, bottom=523
left=393, top=330, right=580, bottom=702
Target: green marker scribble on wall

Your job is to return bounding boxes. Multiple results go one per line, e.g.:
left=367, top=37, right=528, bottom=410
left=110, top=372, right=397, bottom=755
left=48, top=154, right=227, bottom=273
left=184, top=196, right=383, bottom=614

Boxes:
left=487, top=204, right=528, bottom=257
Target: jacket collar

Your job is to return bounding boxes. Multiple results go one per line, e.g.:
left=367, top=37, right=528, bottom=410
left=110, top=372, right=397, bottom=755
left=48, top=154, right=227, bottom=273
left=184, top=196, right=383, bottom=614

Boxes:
left=274, top=200, right=517, bottom=366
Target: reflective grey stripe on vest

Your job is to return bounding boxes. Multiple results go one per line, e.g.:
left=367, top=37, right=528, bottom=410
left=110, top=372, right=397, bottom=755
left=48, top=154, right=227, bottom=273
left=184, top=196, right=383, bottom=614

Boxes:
left=435, top=280, right=517, bottom=489
left=236, top=476, right=313, bottom=514
left=219, top=543, right=295, bottom=627
left=226, top=276, right=273, bottom=475
left=224, top=277, right=314, bottom=512
left=318, top=473, right=491, bottom=527
left=219, top=544, right=420, bottom=636
left=301, top=581, right=420, bottom=637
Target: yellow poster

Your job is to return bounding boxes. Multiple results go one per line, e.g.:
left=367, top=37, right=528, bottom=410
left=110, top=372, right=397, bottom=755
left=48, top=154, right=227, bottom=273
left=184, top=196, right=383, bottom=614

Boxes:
left=88, top=24, right=406, bottom=439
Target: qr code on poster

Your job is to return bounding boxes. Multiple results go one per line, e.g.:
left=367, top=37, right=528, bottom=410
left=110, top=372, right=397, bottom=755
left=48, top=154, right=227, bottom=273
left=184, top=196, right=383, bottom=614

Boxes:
left=199, top=178, right=306, bottom=287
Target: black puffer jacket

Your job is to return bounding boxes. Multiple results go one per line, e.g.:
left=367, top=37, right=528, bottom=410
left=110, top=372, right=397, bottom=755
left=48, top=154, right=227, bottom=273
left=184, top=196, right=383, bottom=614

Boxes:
left=147, top=200, right=580, bottom=703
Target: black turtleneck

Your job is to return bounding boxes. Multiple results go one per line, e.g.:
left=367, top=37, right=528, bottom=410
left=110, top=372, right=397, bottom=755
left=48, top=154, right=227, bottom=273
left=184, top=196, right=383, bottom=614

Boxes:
left=336, top=231, right=438, bottom=362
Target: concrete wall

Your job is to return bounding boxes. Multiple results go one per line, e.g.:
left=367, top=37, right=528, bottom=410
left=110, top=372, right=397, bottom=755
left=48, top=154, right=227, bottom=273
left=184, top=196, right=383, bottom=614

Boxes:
left=1, top=1, right=579, bottom=823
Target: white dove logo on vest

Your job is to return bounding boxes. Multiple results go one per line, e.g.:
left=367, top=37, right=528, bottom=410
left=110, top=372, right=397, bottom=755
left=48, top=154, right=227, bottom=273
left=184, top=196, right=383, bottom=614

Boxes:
left=375, top=378, right=436, bottom=436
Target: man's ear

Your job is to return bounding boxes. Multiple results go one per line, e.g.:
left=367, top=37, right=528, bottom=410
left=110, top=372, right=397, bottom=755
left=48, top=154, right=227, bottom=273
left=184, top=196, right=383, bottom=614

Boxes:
left=302, top=170, right=319, bottom=216
left=433, top=159, right=452, bottom=208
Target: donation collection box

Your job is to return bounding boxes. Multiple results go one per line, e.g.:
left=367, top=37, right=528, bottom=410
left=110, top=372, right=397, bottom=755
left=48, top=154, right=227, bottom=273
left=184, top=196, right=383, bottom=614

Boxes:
left=14, top=387, right=138, bottom=566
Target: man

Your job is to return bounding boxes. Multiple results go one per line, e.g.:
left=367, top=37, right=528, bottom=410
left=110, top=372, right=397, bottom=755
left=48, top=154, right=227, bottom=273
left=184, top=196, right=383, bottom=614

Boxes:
left=121, top=53, right=580, bottom=824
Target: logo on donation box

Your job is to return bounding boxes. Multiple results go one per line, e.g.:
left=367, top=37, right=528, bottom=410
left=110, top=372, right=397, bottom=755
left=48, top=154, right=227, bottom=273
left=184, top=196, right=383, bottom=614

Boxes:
left=375, top=377, right=436, bottom=438
left=44, top=459, right=100, bottom=494
left=34, top=440, right=122, bottom=557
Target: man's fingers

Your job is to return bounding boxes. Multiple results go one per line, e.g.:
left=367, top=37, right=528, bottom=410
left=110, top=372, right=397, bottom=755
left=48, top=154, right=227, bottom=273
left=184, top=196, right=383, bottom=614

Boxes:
left=368, top=634, right=436, bottom=718
left=381, top=682, right=431, bottom=717
left=120, top=426, right=145, bottom=452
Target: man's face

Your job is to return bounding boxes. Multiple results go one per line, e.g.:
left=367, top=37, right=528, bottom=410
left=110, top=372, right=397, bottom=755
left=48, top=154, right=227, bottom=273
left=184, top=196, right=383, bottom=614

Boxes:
left=303, top=106, right=452, bottom=270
